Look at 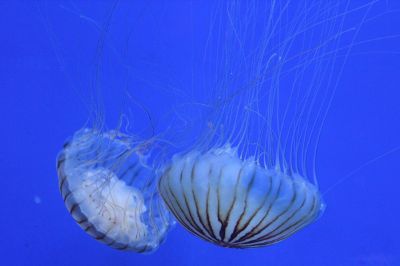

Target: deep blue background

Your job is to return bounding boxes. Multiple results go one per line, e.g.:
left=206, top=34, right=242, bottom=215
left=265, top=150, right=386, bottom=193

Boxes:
left=1, top=1, right=400, bottom=265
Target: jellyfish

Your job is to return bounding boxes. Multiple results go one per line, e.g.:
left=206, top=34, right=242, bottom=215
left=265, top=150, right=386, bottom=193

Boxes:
left=157, top=0, right=369, bottom=248
left=57, top=128, right=173, bottom=253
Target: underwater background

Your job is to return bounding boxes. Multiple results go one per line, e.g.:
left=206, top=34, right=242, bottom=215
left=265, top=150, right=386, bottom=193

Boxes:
left=2, top=1, right=400, bottom=265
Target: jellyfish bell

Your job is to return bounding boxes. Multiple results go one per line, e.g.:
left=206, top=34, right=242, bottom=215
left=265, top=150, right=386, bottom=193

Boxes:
left=159, top=146, right=324, bottom=248
left=57, top=128, right=173, bottom=253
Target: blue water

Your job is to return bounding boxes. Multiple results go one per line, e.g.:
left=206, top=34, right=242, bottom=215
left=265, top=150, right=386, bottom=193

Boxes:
left=2, top=1, right=400, bottom=265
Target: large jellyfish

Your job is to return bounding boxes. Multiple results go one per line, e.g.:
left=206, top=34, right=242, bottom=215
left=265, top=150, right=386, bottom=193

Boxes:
left=158, top=0, right=368, bottom=248
left=57, top=128, right=173, bottom=253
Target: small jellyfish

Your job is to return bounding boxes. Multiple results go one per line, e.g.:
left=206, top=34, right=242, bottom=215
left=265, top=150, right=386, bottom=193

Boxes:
left=57, top=128, right=172, bottom=253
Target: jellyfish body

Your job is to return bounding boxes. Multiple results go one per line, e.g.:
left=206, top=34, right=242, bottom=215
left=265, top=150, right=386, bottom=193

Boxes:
left=154, top=0, right=370, bottom=248
left=57, top=128, right=172, bottom=253
left=159, top=146, right=324, bottom=248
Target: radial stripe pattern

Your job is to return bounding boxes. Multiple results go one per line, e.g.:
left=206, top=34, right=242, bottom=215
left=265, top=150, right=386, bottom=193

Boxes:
left=158, top=147, right=324, bottom=248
